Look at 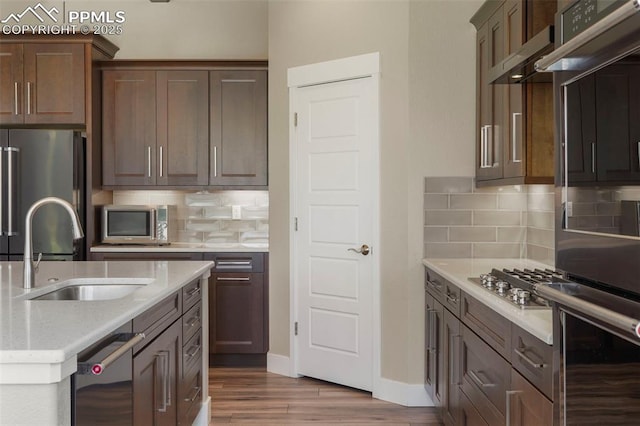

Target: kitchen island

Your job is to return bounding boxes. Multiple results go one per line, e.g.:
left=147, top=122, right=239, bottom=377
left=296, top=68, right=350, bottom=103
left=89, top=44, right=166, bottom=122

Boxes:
left=0, top=260, right=214, bottom=426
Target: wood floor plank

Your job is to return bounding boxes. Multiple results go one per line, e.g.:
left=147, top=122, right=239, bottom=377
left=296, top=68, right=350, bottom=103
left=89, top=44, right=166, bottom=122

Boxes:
left=210, top=367, right=442, bottom=425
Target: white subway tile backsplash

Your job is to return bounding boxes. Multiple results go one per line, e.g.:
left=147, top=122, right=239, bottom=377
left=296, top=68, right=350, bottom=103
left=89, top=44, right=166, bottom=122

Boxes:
left=423, top=178, right=554, bottom=261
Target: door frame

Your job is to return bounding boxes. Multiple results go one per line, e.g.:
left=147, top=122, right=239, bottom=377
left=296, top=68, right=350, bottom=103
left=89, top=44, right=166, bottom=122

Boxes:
left=288, top=52, right=381, bottom=392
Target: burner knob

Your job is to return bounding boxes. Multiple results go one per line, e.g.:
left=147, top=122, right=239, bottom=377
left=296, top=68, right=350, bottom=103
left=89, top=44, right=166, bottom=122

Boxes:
left=483, top=275, right=498, bottom=288
left=496, top=281, right=510, bottom=295
left=509, top=287, right=520, bottom=302
left=517, top=290, right=531, bottom=305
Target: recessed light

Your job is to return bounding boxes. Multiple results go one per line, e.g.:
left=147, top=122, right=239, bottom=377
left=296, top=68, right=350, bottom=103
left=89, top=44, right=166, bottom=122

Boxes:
left=511, top=74, right=524, bottom=79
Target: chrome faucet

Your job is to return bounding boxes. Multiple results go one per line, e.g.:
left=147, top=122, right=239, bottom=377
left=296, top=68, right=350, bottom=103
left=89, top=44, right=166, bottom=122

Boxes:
left=23, top=197, right=84, bottom=289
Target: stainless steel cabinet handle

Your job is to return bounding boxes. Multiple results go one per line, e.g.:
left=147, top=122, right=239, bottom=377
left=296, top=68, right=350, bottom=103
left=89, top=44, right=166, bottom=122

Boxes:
left=512, top=112, right=522, bottom=162
left=6, top=147, right=18, bottom=236
left=445, top=291, right=458, bottom=304
left=216, top=276, right=251, bottom=282
left=147, top=146, right=152, bottom=177
left=514, top=345, right=546, bottom=369
left=184, top=386, right=201, bottom=403
left=26, top=82, right=31, bottom=115
left=213, top=146, right=218, bottom=177
left=591, top=142, right=596, bottom=174
left=186, top=286, right=201, bottom=297
left=427, top=278, right=443, bottom=290
left=468, top=370, right=496, bottom=388
left=506, top=390, right=522, bottom=426
left=14, top=82, right=19, bottom=115
left=185, top=344, right=201, bottom=358
left=159, top=146, right=163, bottom=177
left=426, top=309, right=437, bottom=351
left=480, top=126, right=485, bottom=168
left=487, top=125, right=494, bottom=166
left=79, top=333, right=145, bottom=375
left=217, top=260, right=252, bottom=266
left=156, top=350, right=171, bottom=412
left=0, top=149, right=3, bottom=235
left=185, top=314, right=200, bottom=328
left=348, top=244, right=370, bottom=256
left=450, top=334, right=461, bottom=385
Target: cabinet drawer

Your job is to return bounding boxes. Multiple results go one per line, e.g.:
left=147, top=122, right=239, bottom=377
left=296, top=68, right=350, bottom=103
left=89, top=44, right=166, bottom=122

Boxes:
left=183, top=330, right=203, bottom=379
left=425, top=267, right=447, bottom=303
left=461, top=324, right=510, bottom=426
left=509, top=368, right=553, bottom=426
left=459, top=387, right=489, bottom=426
left=182, top=278, right=202, bottom=312
left=461, top=291, right=511, bottom=358
left=511, top=323, right=553, bottom=400
left=183, top=301, right=202, bottom=344
left=133, top=291, right=181, bottom=353
left=206, top=252, right=264, bottom=272
left=179, top=368, right=202, bottom=426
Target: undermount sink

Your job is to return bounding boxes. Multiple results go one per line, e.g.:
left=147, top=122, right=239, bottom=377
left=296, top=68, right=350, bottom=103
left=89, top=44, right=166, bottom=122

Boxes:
left=30, top=278, right=152, bottom=301
left=31, top=283, right=146, bottom=301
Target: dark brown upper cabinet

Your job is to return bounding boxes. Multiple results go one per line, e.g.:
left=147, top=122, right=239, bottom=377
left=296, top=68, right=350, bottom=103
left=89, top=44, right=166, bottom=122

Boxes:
left=101, top=63, right=267, bottom=189
left=471, top=0, right=556, bottom=187
left=210, top=70, right=268, bottom=187
left=102, top=69, right=208, bottom=187
left=1, top=42, right=84, bottom=125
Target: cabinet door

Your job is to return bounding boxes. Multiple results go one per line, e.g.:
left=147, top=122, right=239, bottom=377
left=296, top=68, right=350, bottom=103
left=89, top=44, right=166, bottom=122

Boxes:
left=133, top=319, right=182, bottom=426
left=103, top=70, right=157, bottom=186
left=156, top=71, right=209, bottom=186
left=565, top=73, right=597, bottom=183
left=460, top=388, right=489, bottom=426
left=507, top=369, right=553, bottom=426
left=595, top=65, right=640, bottom=182
left=503, top=0, right=526, bottom=179
left=443, top=309, right=461, bottom=426
left=209, top=272, right=265, bottom=353
left=209, top=70, right=267, bottom=186
left=0, top=44, right=24, bottom=125
left=425, top=291, right=444, bottom=406
left=23, top=43, right=85, bottom=125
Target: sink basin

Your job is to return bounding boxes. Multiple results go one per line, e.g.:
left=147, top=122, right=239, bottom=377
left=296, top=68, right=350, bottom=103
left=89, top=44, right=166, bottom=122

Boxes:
left=32, top=284, right=145, bottom=301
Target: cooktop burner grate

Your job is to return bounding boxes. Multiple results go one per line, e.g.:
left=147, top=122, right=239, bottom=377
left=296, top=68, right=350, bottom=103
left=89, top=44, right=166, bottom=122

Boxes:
left=467, top=268, right=567, bottom=310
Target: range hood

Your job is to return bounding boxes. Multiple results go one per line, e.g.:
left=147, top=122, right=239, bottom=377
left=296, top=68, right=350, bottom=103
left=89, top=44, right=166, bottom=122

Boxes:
left=489, top=26, right=554, bottom=84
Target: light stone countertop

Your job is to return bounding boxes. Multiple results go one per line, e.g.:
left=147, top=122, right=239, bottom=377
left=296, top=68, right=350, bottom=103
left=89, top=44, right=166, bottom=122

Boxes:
left=91, top=242, right=269, bottom=253
left=0, top=260, right=213, bottom=383
left=422, top=258, right=554, bottom=345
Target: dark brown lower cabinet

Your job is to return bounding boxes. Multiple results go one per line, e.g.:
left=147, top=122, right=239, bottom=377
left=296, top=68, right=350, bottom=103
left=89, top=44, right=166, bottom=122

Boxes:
left=210, top=272, right=265, bottom=353
left=133, top=320, right=182, bottom=426
left=425, top=266, right=554, bottom=426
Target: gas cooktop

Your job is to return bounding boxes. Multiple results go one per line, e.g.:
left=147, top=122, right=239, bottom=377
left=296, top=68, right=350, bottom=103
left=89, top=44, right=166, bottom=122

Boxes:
left=468, top=268, right=567, bottom=310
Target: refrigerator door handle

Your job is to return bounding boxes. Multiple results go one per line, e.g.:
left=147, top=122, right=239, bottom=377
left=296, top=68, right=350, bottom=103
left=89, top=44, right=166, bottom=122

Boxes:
left=6, top=147, right=19, bottom=236
left=0, top=148, right=3, bottom=235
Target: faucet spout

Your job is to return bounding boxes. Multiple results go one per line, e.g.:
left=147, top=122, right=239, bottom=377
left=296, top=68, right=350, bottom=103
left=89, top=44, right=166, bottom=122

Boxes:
left=23, top=197, right=84, bottom=289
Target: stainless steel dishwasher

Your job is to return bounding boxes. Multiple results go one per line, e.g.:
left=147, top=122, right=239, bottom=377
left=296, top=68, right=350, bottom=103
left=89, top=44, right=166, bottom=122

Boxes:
left=71, top=321, right=145, bottom=425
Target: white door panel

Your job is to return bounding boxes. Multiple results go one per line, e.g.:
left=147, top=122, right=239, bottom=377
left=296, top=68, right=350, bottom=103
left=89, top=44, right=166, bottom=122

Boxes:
left=293, top=75, right=377, bottom=391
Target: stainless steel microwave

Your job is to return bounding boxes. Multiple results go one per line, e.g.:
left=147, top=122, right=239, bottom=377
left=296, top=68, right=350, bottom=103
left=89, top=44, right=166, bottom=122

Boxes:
left=101, top=205, right=177, bottom=245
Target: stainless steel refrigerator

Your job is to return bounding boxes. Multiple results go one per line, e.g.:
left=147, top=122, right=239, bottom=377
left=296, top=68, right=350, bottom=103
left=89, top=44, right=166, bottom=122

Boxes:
left=0, top=129, right=85, bottom=261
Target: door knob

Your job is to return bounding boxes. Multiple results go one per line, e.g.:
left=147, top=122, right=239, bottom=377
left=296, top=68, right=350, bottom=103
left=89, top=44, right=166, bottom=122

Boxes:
left=348, top=244, right=370, bottom=256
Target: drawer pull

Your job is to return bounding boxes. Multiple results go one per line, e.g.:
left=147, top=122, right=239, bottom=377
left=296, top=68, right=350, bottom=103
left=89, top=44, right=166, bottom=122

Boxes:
left=184, top=386, right=201, bottom=403
left=506, top=390, right=523, bottom=426
left=217, top=260, right=252, bottom=266
left=185, top=315, right=200, bottom=328
left=445, top=292, right=458, bottom=304
left=216, top=276, right=251, bottom=282
left=468, top=370, right=496, bottom=388
left=427, top=279, right=443, bottom=290
left=426, top=309, right=437, bottom=351
left=185, top=344, right=201, bottom=358
left=186, top=286, right=201, bottom=297
left=514, top=346, right=547, bottom=369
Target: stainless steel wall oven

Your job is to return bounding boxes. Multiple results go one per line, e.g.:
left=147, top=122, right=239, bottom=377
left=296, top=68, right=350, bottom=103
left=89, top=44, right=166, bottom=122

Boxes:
left=534, top=0, right=640, bottom=424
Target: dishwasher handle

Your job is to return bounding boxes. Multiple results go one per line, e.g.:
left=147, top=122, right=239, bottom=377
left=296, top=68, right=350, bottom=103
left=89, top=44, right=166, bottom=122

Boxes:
left=78, top=333, right=145, bottom=375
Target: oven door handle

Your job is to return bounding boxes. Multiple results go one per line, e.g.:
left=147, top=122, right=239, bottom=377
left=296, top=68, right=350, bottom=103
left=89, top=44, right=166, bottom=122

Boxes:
left=534, top=284, right=640, bottom=339
left=77, top=333, right=145, bottom=375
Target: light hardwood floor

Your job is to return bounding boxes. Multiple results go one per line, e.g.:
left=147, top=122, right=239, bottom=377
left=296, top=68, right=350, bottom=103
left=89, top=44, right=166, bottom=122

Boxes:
left=210, top=367, right=443, bottom=425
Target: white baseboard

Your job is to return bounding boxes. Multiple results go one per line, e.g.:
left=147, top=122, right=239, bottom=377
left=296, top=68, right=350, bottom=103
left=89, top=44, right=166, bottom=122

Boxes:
left=266, top=352, right=294, bottom=377
left=265, top=353, right=431, bottom=407
left=373, top=377, right=433, bottom=407
left=192, top=396, right=211, bottom=426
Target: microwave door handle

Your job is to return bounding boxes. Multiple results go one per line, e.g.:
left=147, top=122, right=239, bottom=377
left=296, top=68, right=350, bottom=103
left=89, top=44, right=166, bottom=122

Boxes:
left=152, top=209, right=157, bottom=241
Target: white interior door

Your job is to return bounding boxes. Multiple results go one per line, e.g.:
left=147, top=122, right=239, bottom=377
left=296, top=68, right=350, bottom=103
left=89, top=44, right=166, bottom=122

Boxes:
left=292, top=75, right=378, bottom=392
